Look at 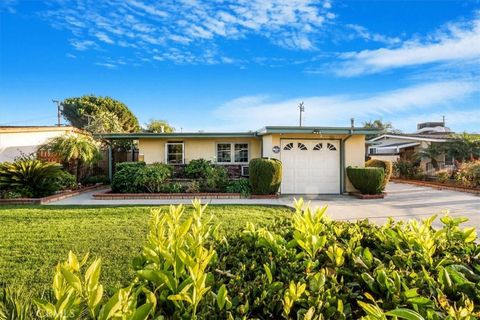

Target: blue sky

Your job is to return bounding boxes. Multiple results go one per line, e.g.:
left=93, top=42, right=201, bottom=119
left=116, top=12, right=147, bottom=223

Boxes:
left=0, top=0, right=479, bottom=133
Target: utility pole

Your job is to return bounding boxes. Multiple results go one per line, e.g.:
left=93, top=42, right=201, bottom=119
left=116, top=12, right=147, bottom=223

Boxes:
left=298, top=102, right=305, bottom=127
left=52, top=100, right=62, bottom=126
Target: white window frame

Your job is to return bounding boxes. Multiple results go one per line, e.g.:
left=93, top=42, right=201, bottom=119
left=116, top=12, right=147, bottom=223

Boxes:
left=215, top=142, right=250, bottom=164
left=165, top=142, right=185, bottom=165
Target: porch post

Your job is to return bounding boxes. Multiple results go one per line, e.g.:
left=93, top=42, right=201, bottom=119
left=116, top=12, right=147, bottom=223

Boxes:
left=108, top=142, right=113, bottom=182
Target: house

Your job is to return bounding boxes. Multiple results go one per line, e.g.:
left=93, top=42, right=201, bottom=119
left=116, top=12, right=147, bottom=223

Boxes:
left=0, top=126, right=78, bottom=162
left=367, top=121, right=454, bottom=173
left=98, top=125, right=378, bottom=195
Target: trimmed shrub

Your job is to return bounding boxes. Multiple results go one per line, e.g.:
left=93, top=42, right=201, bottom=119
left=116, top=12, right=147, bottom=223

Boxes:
left=456, top=160, right=480, bottom=187
left=366, top=159, right=392, bottom=189
left=436, top=169, right=450, bottom=183
left=185, top=159, right=212, bottom=179
left=249, top=158, right=282, bottom=195
left=55, top=170, right=77, bottom=190
left=347, top=166, right=384, bottom=194
left=0, top=157, right=63, bottom=197
left=111, top=161, right=145, bottom=193
left=134, top=164, right=173, bottom=193
left=226, top=178, right=251, bottom=197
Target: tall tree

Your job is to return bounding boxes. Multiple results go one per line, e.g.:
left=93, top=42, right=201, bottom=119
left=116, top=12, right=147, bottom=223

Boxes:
left=444, top=133, right=480, bottom=162
left=40, top=134, right=101, bottom=180
left=363, top=119, right=400, bottom=139
left=62, top=95, right=140, bottom=133
left=145, top=119, right=175, bottom=133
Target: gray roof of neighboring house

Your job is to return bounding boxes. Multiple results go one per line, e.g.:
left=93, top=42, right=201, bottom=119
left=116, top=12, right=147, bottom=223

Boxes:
left=368, top=133, right=453, bottom=143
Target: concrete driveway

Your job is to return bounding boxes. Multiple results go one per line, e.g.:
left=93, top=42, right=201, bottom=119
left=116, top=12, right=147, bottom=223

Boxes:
left=49, top=182, right=480, bottom=227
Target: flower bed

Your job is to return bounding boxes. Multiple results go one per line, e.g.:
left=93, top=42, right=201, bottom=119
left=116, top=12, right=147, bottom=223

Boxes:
left=93, top=190, right=241, bottom=199
left=0, top=184, right=106, bottom=205
left=391, top=178, right=480, bottom=195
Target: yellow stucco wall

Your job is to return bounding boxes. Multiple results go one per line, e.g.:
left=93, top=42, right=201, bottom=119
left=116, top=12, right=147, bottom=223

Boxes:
left=139, top=137, right=262, bottom=164
left=139, top=133, right=367, bottom=193
left=344, top=135, right=366, bottom=192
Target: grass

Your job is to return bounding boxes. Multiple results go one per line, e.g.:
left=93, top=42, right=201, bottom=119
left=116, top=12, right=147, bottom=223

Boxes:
left=0, top=204, right=291, bottom=295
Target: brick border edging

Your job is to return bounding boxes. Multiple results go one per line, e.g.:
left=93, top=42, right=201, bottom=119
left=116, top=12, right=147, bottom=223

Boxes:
left=93, top=190, right=242, bottom=200
left=391, top=178, right=480, bottom=195
left=0, top=184, right=108, bottom=205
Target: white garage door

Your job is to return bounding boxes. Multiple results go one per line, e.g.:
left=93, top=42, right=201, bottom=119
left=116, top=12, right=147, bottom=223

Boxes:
left=281, top=139, right=340, bottom=194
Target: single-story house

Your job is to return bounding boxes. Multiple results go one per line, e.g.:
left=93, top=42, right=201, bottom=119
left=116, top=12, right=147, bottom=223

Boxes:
left=367, top=121, right=454, bottom=173
left=0, top=126, right=78, bottom=162
left=98, top=125, right=378, bottom=195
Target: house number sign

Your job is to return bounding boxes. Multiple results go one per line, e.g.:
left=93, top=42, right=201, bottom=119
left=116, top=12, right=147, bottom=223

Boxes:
left=272, top=146, right=281, bottom=154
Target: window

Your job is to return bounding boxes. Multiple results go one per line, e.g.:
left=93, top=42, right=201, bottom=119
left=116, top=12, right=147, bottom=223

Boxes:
left=235, top=143, right=249, bottom=163
left=217, top=143, right=231, bottom=163
left=217, top=143, right=249, bottom=163
left=166, top=143, right=184, bottom=164
left=283, top=143, right=294, bottom=150
left=313, top=143, right=323, bottom=150
left=327, top=143, right=337, bottom=151
left=298, top=143, right=308, bottom=150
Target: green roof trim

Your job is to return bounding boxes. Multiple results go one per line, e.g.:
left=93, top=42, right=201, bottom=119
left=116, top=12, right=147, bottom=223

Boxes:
left=95, top=132, right=258, bottom=139
left=257, top=126, right=380, bottom=135
left=95, top=126, right=380, bottom=140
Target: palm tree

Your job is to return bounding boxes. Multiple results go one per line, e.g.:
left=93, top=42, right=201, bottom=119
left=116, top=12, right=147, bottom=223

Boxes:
left=40, top=133, right=101, bottom=180
left=445, top=133, right=480, bottom=162
left=417, top=143, right=444, bottom=170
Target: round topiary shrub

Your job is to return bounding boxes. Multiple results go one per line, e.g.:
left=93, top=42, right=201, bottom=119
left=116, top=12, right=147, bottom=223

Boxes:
left=134, top=163, right=173, bottom=193
left=366, top=159, right=392, bottom=189
left=346, top=166, right=384, bottom=195
left=249, top=158, right=282, bottom=195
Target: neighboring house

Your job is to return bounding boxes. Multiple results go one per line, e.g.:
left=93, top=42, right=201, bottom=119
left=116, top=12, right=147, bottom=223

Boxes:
left=0, top=126, right=77, bottom=162
left=367, top=122, right=454, bottom=173
left=98, top=125, right=377, bottom=195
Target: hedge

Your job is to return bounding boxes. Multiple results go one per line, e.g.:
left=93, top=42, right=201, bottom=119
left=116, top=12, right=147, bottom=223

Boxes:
left=111, top=161, right=146, bottom=193
left=366, top=159, right=392, bottom=189
left=249, top=158, right=282, bottom=195
left=347, top=166, right=384, bottom=195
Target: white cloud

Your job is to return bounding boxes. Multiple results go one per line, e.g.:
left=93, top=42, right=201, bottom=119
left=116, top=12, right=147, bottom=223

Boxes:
left=94, top=32, right=114, bottom=44
left=212, top=81, right=479, bottom=130
left=345, top=24, right=401, bottom=46
left=70, top=39, right=96, bottom=50
left=40, top=0, right=334, bottom=66
left=335, top=13, right=480, bottom=76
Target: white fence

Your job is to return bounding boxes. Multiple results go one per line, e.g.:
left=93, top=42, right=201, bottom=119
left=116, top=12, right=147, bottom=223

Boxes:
left=425, top=162, right=456, bottom=177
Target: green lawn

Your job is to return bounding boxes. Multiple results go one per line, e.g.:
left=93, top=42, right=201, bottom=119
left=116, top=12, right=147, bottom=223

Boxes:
left=0, top=204, right=291, bottom=295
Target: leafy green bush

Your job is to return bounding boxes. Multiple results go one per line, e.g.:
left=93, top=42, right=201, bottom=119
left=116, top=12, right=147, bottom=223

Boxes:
left=82, top=175, right=110, bottom=185
left=249, top=158, right=282, bottom=195
left=55, top=170, right=77, bottom=190
left=456, top=160, right=480, bottom=187
left=201, top=165, right=228, bottom=192
left=347, top=166, right=384, bottom=194
left=186, top=180, right=201, bottom=193
left=163, top=181, right=185, bottom=193
left=0, top=157, right=63, bottom=197
left=366, top=159, right=392, bottom=189
left=393, top=159, right=421, bottom=179
left=184, top=159, right=212, bottom=179
left=436, top=169, right=450, bottom=183
left=11, top=200, right=480, bottom=319
left=134, top=164, right=172, bottom=193
left=111, top=161, right=145, bottom=193
left=226, top=178, right=251, bottom=197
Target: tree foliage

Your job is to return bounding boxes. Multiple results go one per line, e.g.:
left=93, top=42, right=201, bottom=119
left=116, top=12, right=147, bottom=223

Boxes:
left=40, top=133, right=101, bottom=179
left=62, top=95, right=140, bottom=133
left=145, top=119, right=175, bottom=133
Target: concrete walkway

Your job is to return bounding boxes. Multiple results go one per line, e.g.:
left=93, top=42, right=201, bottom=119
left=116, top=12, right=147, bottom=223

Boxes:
left=49, top=182, right=480, bottom=227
